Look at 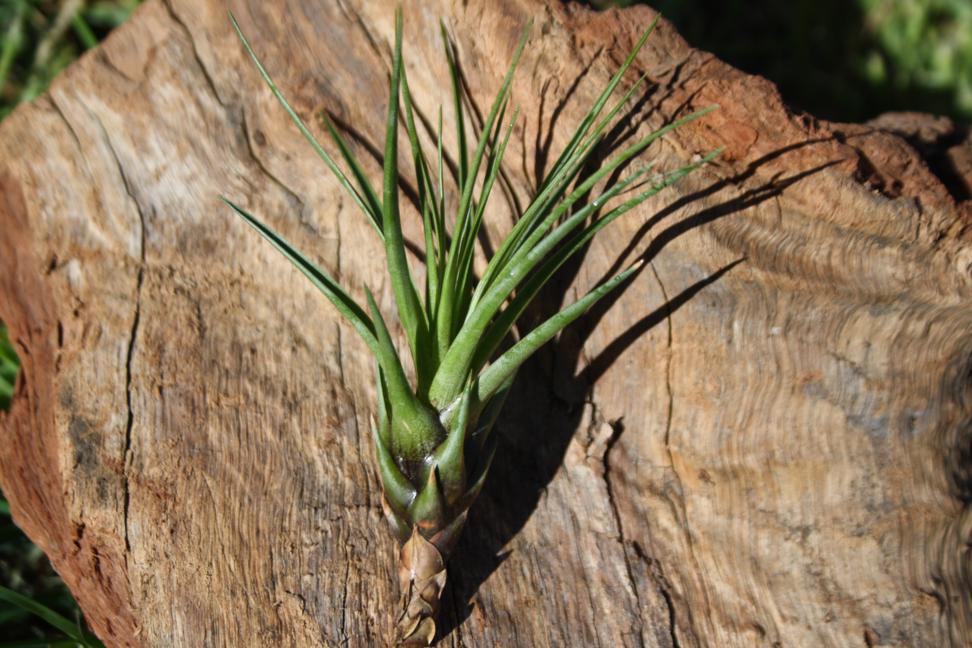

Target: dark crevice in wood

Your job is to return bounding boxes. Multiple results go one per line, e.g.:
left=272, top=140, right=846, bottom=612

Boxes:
left=601, top=413, right=650, bottom=648
left=92, top=107, right=147, bottom=562
left=122, top=270, right=142, bottom=559
left=164, top=0, right=227, bottom=107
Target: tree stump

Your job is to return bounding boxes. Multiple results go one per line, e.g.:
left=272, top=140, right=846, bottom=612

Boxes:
left=1, top=0, right=970, bottom=645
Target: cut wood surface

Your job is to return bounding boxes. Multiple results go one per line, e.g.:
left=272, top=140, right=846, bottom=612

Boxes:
left=1, top=0, right=971, bottom=645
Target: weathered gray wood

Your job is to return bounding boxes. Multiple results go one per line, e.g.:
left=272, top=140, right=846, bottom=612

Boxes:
left=1, top=0, right=970, bottom=645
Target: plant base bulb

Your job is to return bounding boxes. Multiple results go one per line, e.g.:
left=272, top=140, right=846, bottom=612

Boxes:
left=396, top=528, right=449, bottom=646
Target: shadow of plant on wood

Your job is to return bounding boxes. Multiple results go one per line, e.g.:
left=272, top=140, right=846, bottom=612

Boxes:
left=297, top=26, right=844, bottom=637
left=435, top=126, right=840, bottom=639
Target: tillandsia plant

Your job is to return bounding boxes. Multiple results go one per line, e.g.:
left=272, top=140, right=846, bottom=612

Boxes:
left=224, top=9, right=717, bottom=646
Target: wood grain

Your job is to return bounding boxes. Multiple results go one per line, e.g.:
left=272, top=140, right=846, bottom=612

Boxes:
left=0, top=0, right=970, bottom=645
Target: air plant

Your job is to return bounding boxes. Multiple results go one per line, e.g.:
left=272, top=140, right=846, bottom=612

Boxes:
left=224, top=9, right=716, bottom=646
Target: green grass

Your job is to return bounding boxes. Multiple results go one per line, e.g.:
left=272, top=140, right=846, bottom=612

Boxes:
left=0, top=0, right=140, bottom=119
left=0, top=326, right=16, bottom=411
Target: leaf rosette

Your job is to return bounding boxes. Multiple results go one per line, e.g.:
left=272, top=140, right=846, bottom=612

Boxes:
left=225, top=9, right=717, bottom=645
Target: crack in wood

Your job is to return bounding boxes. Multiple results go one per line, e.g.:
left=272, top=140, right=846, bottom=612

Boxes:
left=633, top=541, right=682, bottom=648
left=89, top=107, right=147, bottom=566
left=163, top=0, right=227, bottom=107
left=238, top=108, right=310, bottom=230
left=601, top=413, right=649, bottom=648
left=339, top=558, right=351, bottom=644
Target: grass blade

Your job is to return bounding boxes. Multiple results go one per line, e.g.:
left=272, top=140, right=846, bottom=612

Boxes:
left=0, top=586, right=100, bottom=645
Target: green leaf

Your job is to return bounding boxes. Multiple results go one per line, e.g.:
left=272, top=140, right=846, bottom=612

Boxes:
left=497, top=105, right=718, bottom=289
left=365, top=290, right=442, bottom=462
left=489, top=73, right=649, bottom=277
left=0, top=324, right=19, bottom=367
left=467, top=161, right=657, bottom=372
left=0, top=382, right=12, bottom=410
left=71, top=12, right=99, bottom=51
left=429, top=145, right=645, bottom=404
left=541, top=17, right=658, bottom=191
left=371, top=414, right=417, bottom=514
left=433, top=386, right=473, bottom=506
left=400, top=66, right=443, bottom=341
left=441, top=22, right=468, bottom=189
left=455, top=80, right=714, bottom=388
left=319, top=114, right=384, bottom=233
left=469, top=373, right=514, bottom=453
left=220, top=198, right=378, bottom=354
left=435, top=107, right=446, bottom=253
left=0, top=352, right=17, bottom=379
left=380, top=9, right=432, bottom=394
left=470, top=261, right=644, bottom=408
left=0, top=2, right=27, bottom=95
left=399, top=68, right=436, bottom=215
left=437, top=22, right=530, bottom=353
left=374, top=360, right=392, bottom=449
left=471, top=149, right=720, bottom=371
left=229, top=13, right=384, bottom=239
left=407, top=469, right=447, bottom=531
left=476, top=19, right=659, bottom=296
left=365, top=289, right=416, bottom=418
left=430, top=105, right=717, bottom=405
left=448, top=93, right=511, bottom=283
left=450, top=105, right=519, bottom=328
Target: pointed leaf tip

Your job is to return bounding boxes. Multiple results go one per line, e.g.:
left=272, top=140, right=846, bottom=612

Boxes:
left=219, top=197, right=380, bottom=355
left=408, top=466, right=447, bottom=533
